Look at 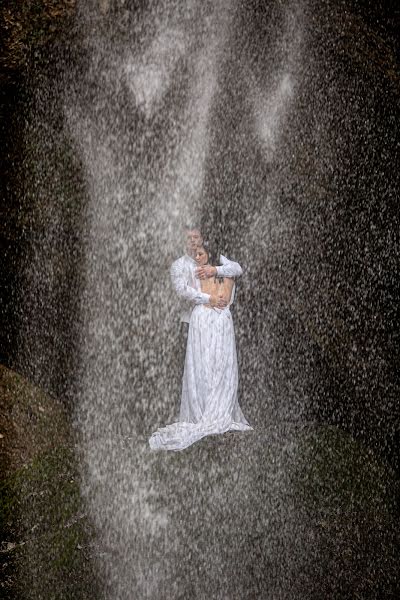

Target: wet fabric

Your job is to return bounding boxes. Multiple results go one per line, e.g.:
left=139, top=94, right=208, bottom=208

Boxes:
left=149, top=287, right=253, bottom=451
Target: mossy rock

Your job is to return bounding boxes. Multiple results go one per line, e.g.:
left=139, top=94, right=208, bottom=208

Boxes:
left=0, top=365, right=99, bottom=600
left=0, top=363, right=70, bottom=476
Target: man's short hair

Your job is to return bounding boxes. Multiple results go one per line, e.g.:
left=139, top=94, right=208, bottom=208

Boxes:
left=184, top=224, right=202, bottom=233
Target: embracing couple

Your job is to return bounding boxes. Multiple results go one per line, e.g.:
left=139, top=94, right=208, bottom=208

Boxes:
left=149, top=226, right=253, bottom=451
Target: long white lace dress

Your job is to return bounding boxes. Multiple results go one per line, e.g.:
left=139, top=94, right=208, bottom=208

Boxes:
left=149, top=280, right=253, bottom=451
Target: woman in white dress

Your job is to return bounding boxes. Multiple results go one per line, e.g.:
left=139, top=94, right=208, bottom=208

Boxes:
left=149, top=244, right=253, bottom=451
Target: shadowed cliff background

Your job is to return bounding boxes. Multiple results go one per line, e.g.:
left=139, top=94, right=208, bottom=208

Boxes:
left=1, top=1, right=399, bottom=599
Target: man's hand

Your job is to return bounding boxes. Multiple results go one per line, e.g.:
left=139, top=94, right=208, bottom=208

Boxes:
left=195, top=265, right=217, bottom=280
left=209, top=295, right=228, bottom=309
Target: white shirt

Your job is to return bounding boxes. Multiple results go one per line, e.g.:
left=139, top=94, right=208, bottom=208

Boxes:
left=170, top=253, right=243, bottom=323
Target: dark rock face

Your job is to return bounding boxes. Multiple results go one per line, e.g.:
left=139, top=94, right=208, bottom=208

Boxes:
left=1, top=0, right=399, bottom=598
left=82, top=425, right=399, bottom=600
left=0, top=365, right=99, bottom=600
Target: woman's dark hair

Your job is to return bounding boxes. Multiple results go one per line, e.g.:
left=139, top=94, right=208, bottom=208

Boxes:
left=200, top=240, right=220, bottom=267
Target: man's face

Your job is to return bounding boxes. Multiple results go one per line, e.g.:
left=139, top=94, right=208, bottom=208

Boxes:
left=186, top=229, right=203, bottom=256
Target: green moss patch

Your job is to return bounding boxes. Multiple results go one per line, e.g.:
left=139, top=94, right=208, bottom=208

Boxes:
left=0, top=365, right=99, bottom=599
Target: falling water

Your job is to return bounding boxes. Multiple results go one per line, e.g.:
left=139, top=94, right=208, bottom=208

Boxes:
left=5, top=0, right=399, bottom=598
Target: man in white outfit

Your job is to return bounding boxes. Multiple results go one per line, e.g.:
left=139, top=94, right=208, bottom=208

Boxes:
left=170, top=226, right=243, bottom=325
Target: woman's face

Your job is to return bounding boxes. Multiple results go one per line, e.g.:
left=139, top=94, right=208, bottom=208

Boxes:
left=195, top=247, right=209, bottom=266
